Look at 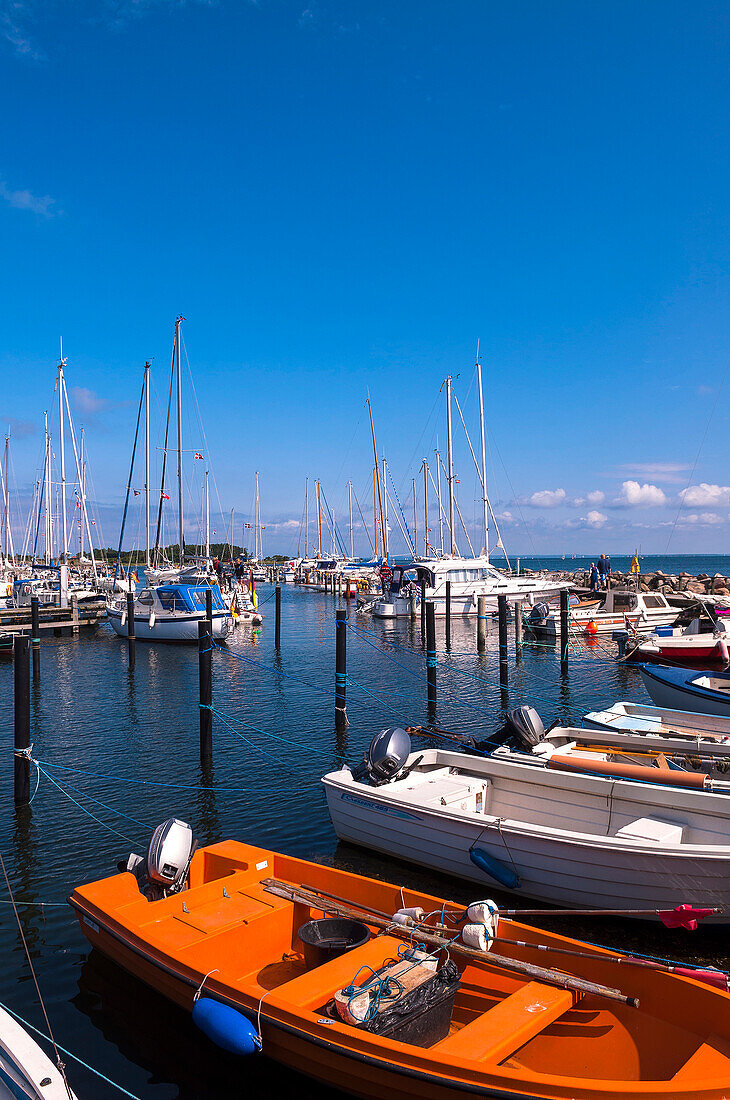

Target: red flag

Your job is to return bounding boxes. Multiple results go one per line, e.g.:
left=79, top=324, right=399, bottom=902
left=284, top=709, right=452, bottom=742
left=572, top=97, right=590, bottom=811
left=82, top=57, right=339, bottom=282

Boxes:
left=161, top=492, right=169, bottom=501
left=194, top=452, right=203, bottom=460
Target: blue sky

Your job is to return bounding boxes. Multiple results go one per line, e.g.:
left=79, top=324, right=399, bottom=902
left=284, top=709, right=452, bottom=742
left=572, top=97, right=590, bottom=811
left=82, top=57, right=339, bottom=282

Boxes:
left=2, top=0, right=730, bottom=558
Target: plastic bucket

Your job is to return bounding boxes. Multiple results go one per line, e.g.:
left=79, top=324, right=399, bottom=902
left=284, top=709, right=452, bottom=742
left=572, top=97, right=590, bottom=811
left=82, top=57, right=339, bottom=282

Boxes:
left=298, top=918, right=370, bottom=968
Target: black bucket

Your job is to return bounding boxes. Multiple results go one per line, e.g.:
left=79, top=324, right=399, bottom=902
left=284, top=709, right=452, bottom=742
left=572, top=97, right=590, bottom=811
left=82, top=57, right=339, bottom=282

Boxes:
left=298, top=918, right=370, bottom=969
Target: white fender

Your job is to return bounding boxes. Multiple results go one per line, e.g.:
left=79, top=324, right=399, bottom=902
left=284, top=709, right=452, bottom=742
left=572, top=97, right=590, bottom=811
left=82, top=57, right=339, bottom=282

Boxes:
left=149, top=610, right=156, bottom=628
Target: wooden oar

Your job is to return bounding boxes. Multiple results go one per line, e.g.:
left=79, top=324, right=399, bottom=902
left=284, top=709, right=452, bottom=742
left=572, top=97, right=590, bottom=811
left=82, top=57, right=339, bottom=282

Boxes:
left=496, top=904, right=721, bottom=929
left=261, top=878, right=639, bottom=1007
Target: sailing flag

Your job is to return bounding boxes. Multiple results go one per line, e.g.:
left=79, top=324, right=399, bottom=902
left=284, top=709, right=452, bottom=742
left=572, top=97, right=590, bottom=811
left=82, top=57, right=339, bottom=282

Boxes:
left=133, top=489, right=140, bottom=496
left=161, top=491, right=169, bottom=500
left=244, top=523, right=252, bottom=529
left=194, top=452, right=203, bottom=460
left=249, top=569, right=257, bottom=610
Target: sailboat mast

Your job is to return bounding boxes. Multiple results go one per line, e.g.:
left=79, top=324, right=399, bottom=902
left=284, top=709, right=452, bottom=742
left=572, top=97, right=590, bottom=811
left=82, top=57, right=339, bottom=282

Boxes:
left=255, top=472, right=260, bottom=559
left=316, top=480, right=323, bottom=557
left=422, top=460, right=428, bottom=555
left=476, top=342, right=489, bottom=560
left=381, top=457, right=388, bottom=559
left=44, top=413, right=51, bottom=565
left=305, top=477, right=309, bottom=556
left=367, top=398, right=387, bottom=561
left=435, top=442, right=444, bottom=553
left=373, top=469, right=378, bottom=558
left=2, top=432, right=8, bottom=563
left=412, top=478, right=417, bottom=555
left=205, top=471, right=210, bottom=558
left=58, top=343, right=68, bottom=564
left=144, top=361, right=151, bottom=568
left=175, top=316, right=184, bottom=567
left=445, top=376, right=456, bottom=555
left=79, top=428, right=85, bottom=559
left=348, top=480, right=353, bottom=559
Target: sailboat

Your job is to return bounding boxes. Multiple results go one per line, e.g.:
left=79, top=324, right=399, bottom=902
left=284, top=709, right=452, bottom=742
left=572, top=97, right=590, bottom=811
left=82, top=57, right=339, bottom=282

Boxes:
left=106, top=320, right=233, bottom=643
left=368, top=358, right=570, bottom=618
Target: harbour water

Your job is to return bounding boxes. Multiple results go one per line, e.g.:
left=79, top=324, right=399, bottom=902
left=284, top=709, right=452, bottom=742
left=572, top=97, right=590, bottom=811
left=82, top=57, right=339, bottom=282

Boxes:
left=1, top=580, right=728, bottom=1097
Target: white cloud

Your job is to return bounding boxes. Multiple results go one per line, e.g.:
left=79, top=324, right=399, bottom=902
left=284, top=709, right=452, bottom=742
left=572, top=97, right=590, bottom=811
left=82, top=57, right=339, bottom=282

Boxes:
left=681, top=512, right=724, bottom=526
left=0, top=179, right=55, bottom=215
left=614, top=481, right=667, bottom=507
left=586, top=490, right=605, bottom=505
left=679, top=483, right=730, bottom=507
left=615, top=462, right=690, bottom=484
left=528, top=488, right=566, bottom=508
left=71, top=387, right=108, bottom=415
left=586, top=510, right=607, bottom=527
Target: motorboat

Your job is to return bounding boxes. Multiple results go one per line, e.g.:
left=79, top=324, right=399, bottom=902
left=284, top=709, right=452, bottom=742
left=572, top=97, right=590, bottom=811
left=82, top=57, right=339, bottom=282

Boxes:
left=585, top=701, right=730, bottom=740
left=368, top=556, right=570, bottom=619
left=0, top=1003, right=78, bottom=1099
left=231, top=581, right=263, bottom=625
left=628, top=618, right=730, bottom=665
left=323, top=729, right=730, bottom=917
left=107, top=582, right=233, bottom=643
left=70, top=820, right=730, bottom=1100
left=526, top=588, right=677, bottom=637
left=640, top=665, right=730, bottom=718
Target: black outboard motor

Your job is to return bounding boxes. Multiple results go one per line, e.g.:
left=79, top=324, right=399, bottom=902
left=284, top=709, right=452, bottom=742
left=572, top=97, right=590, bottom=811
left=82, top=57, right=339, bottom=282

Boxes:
left=528, top=602, right=549, bottom=625
left=351, top=727, right=412, bottom=786
left=505, top=706, right=546, bottom=749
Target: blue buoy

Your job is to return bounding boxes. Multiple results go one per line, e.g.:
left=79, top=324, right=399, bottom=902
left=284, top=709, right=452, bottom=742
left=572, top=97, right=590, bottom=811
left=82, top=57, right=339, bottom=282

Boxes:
left=469, top=846, right=520, bottom=890
left=192, top=997, right=262, bottom=1055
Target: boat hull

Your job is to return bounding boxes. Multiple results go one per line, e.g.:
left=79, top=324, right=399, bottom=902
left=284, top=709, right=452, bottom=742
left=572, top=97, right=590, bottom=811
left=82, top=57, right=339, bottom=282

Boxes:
left=107, top=605, right=231, bottom=643
left=640, top=667, right=730, bottom=718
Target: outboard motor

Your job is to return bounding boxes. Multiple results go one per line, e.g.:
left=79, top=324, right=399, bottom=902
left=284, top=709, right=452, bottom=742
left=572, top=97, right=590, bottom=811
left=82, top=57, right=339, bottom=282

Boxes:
left=351, top=727, right=412, bottom=786
left=505, top=706, right=545, bottom=749
left=124, top=818, right=194, bottom=901
left=528, top=602, right=549, bottom=625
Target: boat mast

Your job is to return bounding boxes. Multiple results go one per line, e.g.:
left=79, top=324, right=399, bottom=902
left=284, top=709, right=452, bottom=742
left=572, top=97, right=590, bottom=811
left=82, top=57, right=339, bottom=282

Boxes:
left=44, top=413, right=51, bottom=565
left=60, top=373, right=98, bottom=581
left=305, top=477, right=309, bottom=557
left=316, top=479, right=323, bottom=558
left=2, top=431, right=9, bottom=563
left=381, top=457, right=389, bottom=560
left=373, top=469, right=378, bottom=558
left=476, top=341, right=489, bottom=560
left=422, top=460, right=428, bottom=555
left=348, top=480, right=354, bottom=559
left=367, top=397, right=387, bottom=562
left=144, top=361, right=150, bottom=569
left=435, top=440, right=444, bottom=554
left=255, top=472, right=261, bottom=559
left=58, top=341, right=68, bottom=564
left=175, top=316, right=184, bottom=568
left=79, top=427, right=85, bottom=559
left=412, top=478, right=417, bottom=557
left=205, top=470, right=210, bottom=558
left=445, top=376, right=456, bottom=555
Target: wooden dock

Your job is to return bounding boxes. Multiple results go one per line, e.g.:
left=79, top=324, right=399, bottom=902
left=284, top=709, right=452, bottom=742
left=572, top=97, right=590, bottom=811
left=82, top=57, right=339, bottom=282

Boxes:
left=0, top=598, right=107, bottom=638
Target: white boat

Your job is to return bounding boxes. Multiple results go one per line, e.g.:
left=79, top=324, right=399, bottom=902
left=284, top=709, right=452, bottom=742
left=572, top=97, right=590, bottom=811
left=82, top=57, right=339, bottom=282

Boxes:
left=585, top=700, right=730, bottom=740
left=526, top=588, right=677, bottom=637
left=0, top=1003, right=77, bottom=1099
left=368, top=556, right=569, bottom=619
left=629, top=617, right=730, bottom=664
left=640, top=664, right=730, bottom=717
left=231, top=581, right=262, bottom=624
left=322, top=736, right=730, bottom=917
left=107, top=582, right=232, bottom=642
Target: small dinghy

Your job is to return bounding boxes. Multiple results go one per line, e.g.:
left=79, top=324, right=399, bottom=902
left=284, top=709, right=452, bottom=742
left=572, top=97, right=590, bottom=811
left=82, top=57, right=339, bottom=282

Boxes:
left=585, top=701, right=730, bottom=740
left=0, top=1004, right=78, bottom=1099
left=323, top=728, right=730, bottom=918
left=628, top=618, right=730, bottom=666
left=71, top=819, right=730, bottom=1100
left=640, top=665, right=730, bottom=717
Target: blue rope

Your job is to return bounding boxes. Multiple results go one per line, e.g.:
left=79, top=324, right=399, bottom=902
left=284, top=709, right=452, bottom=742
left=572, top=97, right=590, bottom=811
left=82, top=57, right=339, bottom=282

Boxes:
left=36, top=765, right=141, bottom=845
left=34, top=758, right=275, bottom=793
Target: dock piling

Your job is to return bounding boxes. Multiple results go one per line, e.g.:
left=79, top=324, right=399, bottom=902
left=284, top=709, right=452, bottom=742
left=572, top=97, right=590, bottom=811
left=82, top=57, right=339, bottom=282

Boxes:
left=498, top=594, right=508, bottom=686
left=425, top=602, right=437, bottom=710
left=205, top=588, right=213, bottom=632
left=30, top=596, right=40, bottom=679
left=560, top=589, right=569, bottom=676
left=14, top=635, right=30, bottom=806
left=477, top=595, right=487, bottom=651
left=126, top=591, right=136, bottom=671
left=445, top=581, right=452, bottom=649
left=275, top=583, right=281, bottom=649
left=514, top=599, right=523, bottom=662
left=420, top=579, right=426, bottom=646
left=335, top=608, right=347, bottom=729
left=198, top=620, right=213, bottom=761
left=71, top=595, right=79, bottom=634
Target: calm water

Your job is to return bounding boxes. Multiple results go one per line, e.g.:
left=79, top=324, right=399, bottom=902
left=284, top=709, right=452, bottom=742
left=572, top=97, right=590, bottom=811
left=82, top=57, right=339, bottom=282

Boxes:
left=0, top=583, right=728, bottom=1097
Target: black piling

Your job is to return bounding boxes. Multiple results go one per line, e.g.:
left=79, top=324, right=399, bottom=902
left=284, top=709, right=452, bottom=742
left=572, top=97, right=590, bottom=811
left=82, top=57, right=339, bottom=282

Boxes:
left=126, top=591, right=136, bottom=672
left=477, top=595, right=487, bottom=652
left=560, top=589, right=569, bottom=677
left=14, top=635, right=30, bottom=806
left=275, top=583, right=281, bottom=649
left=514, top=599, right=523, bottom=663
left=198, top=620, right=213, bottom=762
left=335, top=608, right=347, bottom=729
left=30, top=596, right=40, bottom=679
left=425, top=602, right=437, bottom=711
left=498, top=594, right=508, bottom=686
left=205, top=587, right=213, bottom=632
left=420, top=578, right=426, bottom=645
left=445, top=580, right=452, bottom=649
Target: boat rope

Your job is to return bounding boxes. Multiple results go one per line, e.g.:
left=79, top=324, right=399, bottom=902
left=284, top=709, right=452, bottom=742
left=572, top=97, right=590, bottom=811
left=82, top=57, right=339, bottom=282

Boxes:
left=35, top=764, right=145, bottom=845
left=193, top=968, right=220, bottom=1001
left=34, top=758, right=283, bottom=793
left=0, top=853, right=74, bottom=1099
left=0, top=1000, right=143, bottom=1099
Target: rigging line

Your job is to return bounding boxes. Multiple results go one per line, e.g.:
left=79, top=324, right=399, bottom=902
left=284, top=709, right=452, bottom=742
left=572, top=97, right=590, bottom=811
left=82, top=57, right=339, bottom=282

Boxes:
left=399, top=387, right=443, bottom=496
left=36, top=765, right=140, bottom=845
left=352, top=485, right=375, bottom=554
left=181, top=335, right=228, bottom=541
left=113, top=378, right=145, bottom=587
left=0, top=852, right=74, bottom=1099
left=34, top=758, right=285, bottom=793
left=153, top=332, right=176, bottom=566
left=665, top=360, right=730, bottom=553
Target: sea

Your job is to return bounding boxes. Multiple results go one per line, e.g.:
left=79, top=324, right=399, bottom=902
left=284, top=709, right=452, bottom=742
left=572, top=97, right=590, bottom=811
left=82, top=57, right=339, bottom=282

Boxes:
left=0, top=574, right=728, bottom=1097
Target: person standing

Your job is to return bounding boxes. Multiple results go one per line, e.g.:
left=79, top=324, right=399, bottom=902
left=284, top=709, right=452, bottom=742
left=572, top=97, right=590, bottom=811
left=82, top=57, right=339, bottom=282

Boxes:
left=588, top=562, right=599, bottom=591
left=597, top=553, right=608, bottom=590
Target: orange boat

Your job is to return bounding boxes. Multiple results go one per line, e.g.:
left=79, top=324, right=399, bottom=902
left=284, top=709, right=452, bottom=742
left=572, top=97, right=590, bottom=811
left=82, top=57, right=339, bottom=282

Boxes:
left=70, top=829, right=730, bottom=1100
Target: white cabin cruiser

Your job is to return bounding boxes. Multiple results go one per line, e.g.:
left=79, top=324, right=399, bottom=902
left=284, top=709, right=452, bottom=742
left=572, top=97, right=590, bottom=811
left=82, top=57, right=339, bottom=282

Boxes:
left=526, top=588, right=677, bottom=637
left=369, top=556, right=569, bottom=619
left=0, top=1004, right=78, bottom=1099
left=107, top=582, right=232, bottom=643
